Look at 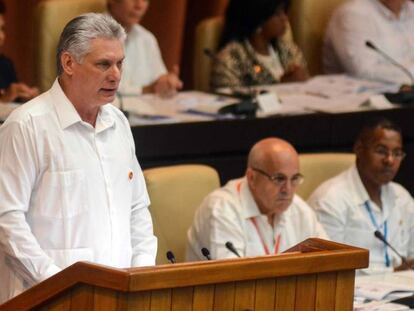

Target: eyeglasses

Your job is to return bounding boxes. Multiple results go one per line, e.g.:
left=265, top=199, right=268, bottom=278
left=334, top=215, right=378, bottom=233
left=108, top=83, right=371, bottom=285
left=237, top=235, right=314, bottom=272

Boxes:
left=372, top=147, right=406, bottom=160
left=251, top=167, right=304, bottom=187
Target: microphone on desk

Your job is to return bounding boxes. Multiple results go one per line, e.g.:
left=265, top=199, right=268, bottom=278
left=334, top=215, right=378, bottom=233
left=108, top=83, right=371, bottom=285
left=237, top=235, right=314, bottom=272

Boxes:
left=201, top=247, right=212, bottom=260
left=166, top=250, right=176, bottom=264
left=374, top=230, right=413, bottom=270
left=365, top=41, right=414, bottom=86
left=203, top=48, right=258, bottom=117
left=225, top=241, right=241, bottom=258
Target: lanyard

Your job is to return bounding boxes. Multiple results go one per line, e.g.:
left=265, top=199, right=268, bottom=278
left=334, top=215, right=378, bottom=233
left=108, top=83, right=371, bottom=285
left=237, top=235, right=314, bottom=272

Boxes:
left=364, top=201, right=390, bottom=267
left=250, top=217, right=281, bottom=255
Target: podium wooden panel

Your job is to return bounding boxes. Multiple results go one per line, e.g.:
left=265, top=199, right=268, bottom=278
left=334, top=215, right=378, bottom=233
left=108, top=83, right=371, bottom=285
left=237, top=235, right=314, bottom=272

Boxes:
left=0, top=238, right=369, bottom=311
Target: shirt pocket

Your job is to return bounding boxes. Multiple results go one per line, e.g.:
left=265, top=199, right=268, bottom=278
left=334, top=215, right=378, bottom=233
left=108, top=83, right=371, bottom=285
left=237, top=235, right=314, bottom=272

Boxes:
left=35, top=170, right=87, bottom=218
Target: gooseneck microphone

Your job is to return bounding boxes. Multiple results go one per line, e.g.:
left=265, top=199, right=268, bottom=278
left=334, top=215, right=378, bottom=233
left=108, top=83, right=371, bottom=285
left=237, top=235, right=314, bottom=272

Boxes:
left=166, top=250, right=176, bottom=264
left=201, top=247, right=212, bottom=260
left=365, top=41, right=414, bottom=85
left=374, top=230, right=413, bottom=270
left=225, top=241, right=241, bottom=258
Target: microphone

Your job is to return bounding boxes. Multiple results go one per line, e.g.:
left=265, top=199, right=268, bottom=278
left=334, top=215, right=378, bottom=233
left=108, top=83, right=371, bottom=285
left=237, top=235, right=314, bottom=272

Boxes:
left=374, top=230, right=413, bottom=270
left=166, top=250, right=176, bottom=264
left=201, top=247, right=212, bottom=260
left=365, top=41, right=414, bottom=86
left=225, top=241, right=241, bottom=258
left=203, top=49, right=258, bottom=117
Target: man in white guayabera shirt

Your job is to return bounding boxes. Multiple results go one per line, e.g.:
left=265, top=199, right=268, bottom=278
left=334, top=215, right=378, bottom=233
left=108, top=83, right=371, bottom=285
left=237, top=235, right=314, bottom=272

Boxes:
left=186, top=137, right=327, bottom=261
left=0, top=13, right=157, bottom=303
left=308, top=118, right=414, bottom=275
left=324, top=0, right=414, bottom=86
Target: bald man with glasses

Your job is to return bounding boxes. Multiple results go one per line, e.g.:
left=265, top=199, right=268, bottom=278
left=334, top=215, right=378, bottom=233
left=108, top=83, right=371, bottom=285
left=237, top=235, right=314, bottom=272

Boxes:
left=308, top=118, right=414, bottom=274
left=186, top=137, right=327, bottom=261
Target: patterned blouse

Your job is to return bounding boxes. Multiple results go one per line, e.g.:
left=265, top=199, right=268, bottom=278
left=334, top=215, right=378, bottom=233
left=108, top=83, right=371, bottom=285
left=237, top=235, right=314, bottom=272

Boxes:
left=210, top=38, right=307, bottom=90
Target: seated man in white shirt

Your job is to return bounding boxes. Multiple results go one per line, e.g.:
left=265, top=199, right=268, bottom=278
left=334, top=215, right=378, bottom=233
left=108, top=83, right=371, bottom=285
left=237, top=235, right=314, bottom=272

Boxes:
left=308, top=118, right=414, bottom=274
left=186, top=137, right=327, bottom=261
left=323, top=0, right=414, bottom=86
left=107, top=0, right=183, bottom=97
left=0, top=13, right=157, bottom=303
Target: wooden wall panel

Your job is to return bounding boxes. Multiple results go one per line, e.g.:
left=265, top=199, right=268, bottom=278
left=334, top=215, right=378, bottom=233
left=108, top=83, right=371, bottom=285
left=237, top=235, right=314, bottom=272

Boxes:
left=255, top=278, right=276, bottom=311
left=171, top=287, right=194, bottom=311
left=315, top=273, right=337, bottom=310
left=213, top=282, right=235, bottom=311
left=234, top=280, right=256, bottom=310
left=69, top=284, right=94, bottom=310
left=150, top=288, right=172, bottom=311
left=2, top=0, right=40, bottom=85
left=274, top=276, right=296, bottom=311
left=295, top=274, right=317, bottom=311
left=335, top=270, right=355, bottom=311
left=193, top=284, right=214, bottom=311
left=93, top=287, right=118, bottom=311
left=127, top=291, right=151, bottom=310
left=141, top=0, right=188, bottom=71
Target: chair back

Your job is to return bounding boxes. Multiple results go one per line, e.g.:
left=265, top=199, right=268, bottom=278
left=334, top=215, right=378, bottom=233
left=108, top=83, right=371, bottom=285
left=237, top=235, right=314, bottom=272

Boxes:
left=193, top=16, right=224, bottom=92
left=289, top=0, right=347, bottom=75
left=34, top=0, right=106, bottom=92
left=297, top=153, right=355, bottom=200
left=144, top=164, right=220, bottom=264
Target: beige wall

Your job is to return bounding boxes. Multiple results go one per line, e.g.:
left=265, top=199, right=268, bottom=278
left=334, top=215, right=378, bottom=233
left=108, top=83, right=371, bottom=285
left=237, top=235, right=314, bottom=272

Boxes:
left=3, top=0, right=229, bottom=88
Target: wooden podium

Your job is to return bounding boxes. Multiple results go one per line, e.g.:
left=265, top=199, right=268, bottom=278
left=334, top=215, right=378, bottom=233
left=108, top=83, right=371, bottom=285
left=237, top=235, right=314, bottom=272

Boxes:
left=0, top=238, right=368, bottom=311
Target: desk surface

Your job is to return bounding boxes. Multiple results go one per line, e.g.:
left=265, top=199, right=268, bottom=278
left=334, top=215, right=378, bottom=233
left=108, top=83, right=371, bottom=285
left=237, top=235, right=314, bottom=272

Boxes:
left=132, top=105, right=414, bottom=194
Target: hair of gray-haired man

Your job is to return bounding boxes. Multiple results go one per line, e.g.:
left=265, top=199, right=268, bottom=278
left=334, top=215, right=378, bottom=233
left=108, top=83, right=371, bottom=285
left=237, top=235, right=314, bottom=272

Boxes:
left=56, top=13, right=126, bottom=76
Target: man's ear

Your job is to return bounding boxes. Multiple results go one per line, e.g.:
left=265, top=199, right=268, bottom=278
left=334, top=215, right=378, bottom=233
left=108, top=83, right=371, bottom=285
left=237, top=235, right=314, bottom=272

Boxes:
left=61, top=52, right=76, bottom=76
left=246, top=167, right=255, bottom=185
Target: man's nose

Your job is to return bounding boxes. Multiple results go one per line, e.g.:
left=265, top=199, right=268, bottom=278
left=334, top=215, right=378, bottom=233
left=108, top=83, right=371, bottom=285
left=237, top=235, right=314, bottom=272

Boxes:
left=108, top=65, right=122, bottom=81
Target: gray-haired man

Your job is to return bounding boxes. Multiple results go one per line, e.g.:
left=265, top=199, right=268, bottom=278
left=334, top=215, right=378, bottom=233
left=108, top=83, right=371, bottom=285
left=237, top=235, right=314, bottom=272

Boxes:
left=0, top=13, right=157, bottom=303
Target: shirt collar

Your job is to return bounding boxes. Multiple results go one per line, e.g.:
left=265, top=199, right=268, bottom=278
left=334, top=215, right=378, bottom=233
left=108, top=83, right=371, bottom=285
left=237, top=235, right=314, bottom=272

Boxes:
left=349, top=164, right=397, bottom=214
left=238, top=177, right=262, bottom=219
left=95, top=104, right=116, bottom=133
left=50, top=79, right=116, bottom=132
left=50, top=79, right=82, bottom=130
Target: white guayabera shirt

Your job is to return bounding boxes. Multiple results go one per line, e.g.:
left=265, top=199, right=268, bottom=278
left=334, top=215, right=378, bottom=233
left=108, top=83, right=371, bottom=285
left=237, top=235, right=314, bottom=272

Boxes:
left=323, top=0, right=414, bottom=85
left=186, top=177, right=327, bottom=261
left=0, top=80, right=157, bottom=303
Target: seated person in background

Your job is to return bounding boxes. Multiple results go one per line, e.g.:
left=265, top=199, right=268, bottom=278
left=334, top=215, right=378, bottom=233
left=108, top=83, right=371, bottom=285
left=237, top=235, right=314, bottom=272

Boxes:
left=323, top=0, right=414, bottom=86
left=210, top=0, right=308, bottom=90
left=107, top=0, right=182, bottom=97
left=308, top=118, right=414, bottom=274
left=186, top=137, right=326, bottom=261
left=0, top=0, right=38, bottom=103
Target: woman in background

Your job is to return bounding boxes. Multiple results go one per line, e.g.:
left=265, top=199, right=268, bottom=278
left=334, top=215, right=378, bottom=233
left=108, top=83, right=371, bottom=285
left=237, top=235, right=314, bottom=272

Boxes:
left=211, top=0, right=308, bottom=90
left=0, top=0, right=38, bottom=103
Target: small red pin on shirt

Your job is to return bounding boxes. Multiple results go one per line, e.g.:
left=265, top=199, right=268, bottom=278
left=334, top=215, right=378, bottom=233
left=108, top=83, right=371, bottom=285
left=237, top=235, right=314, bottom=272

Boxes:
left=128, top=171, right=133, bottom=180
